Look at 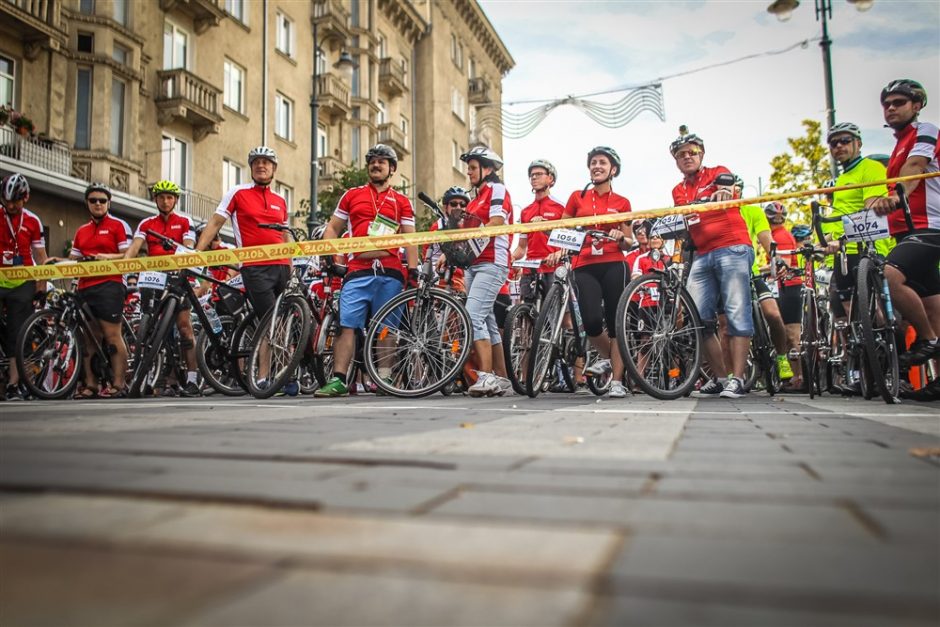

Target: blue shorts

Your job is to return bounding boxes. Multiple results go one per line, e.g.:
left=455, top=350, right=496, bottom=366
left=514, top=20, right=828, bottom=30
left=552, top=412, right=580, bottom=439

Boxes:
left=339, top=275, right=403, bottom=329
left=688, top=244, right=754, bottom=337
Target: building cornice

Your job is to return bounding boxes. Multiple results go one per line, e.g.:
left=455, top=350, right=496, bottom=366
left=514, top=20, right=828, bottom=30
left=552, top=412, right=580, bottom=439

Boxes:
left=377, top=0, right=428, bottom=45
left=62, top=8, right=148, bottom=48
left=452, top=0, right=513, bottom=76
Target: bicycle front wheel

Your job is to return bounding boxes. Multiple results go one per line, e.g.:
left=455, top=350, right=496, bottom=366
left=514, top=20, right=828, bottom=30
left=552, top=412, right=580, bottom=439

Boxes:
left=365, top=288, right=472, bottom=398
left=856, top=258, right=900, bottom=403
left=246, top=296, right=313, bottom=398
left=197, top=315, right=244, bottom=396
left=800, top=292, right=819, bottom=400
left=616, top=274, right=702, bottom=400
left=129, top=298, right=178, bottom=398
left=525, top=283, right=565, bottom=398
left=16, top=309, right=84, bottom=399
left=502, top=303, right=536, bottom=395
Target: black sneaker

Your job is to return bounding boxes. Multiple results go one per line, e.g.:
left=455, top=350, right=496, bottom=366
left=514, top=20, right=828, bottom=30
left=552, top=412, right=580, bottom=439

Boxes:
left=5, top=384, right=24, bottom=401
left=180, top=381, right=202, bottom=397
left=720, top=377, right=748, bottom=399
left=694, top=378, right=724, bottom=397
left=161, top=385, right=180, bottom=397
left=900, top=339, right=940, bottom=369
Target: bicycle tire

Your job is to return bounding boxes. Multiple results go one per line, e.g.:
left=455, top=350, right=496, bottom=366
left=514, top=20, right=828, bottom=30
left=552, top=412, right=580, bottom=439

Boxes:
left=196, top=315, right=244, bottom=396
left=311, top=309, right=338, bottom=387
left=129, top=298, right=178, bottom=398
left=502, top=303, right=536, bottom=395
left=246, top=295, right=313, bottom=398
left=856, top=257, right=900, bottom=403
left=365, top=288, right=472, bottom=398
left=525, top=283, right=565, bottom=398
left=800, top=292, right=818, bottom=399
left=616, top=274, right=702, bottom=400
left=16, top=308, right=83, bottom=399
left=585, top=346, right=612, bottom=396
left=753, top=308, right=779, bottom=395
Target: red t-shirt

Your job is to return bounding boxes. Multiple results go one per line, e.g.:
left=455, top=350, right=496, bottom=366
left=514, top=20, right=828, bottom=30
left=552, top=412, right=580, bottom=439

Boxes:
left=672, top=166, right=750, bottom=254
left=624, top=246, right=646, bottom=277
left=333, top=183, right=415, bottom=276
left=1, top=208, right=44, bottom=267
left=632, top=250, right=668, bottom=307
left=886, top=121, right=940, bottom=235
left=563, top=188, right=631, bottom=268
left=71, top=214, right=132, bottom=289
left=215, top=183, right=289, bottom=267
left=134, top=212, right=196, bottom=256
left=519, top=195, right=564, bottom=273
left=465, top=181, right=512, bottom=266
left=770, top=225, right=802, bottom=287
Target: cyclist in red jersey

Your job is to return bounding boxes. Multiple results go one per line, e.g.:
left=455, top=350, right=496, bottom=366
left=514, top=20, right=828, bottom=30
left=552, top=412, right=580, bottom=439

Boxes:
left=47, top=183, right=132, bottom=398
left=455, top=146, right=513, bottom=397
left=549, top=146, right=633, bottom=398
left=315, top=144, right=418, bottom=397
left=427, top=186, right=470, bottom=292
left=625, top=220, right=652, bottom=277
left=670, top=127, right=753, bottom=399
left=196, top=146, right=290, bottom=318
left=0, top=173, right=48, bottom=400
left=124, top=180, right=201, bottom=397
left=867, top=79, right=940, bottom=369
left=512, top=159, right=563, bottom=304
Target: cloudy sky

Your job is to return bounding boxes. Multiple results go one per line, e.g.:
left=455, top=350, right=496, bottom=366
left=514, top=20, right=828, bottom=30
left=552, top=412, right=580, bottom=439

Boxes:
left=478, top=0, right=939, bottom=211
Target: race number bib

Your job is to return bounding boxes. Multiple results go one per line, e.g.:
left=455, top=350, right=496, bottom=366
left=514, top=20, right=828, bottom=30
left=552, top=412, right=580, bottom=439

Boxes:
left=842, top=211, right=889, bottom=243
left=513, top=258, right=543, bottom=269
left=467, top=236, right=490, bottom=257
left=138, top=271, right=168, bottom=290
left=650, top=215, right=688, bottom=239
left=367, top=214, right=399, bottom=237
left=226, top=274, right=244, bottom=289
left=547, top=228, right=586, bottom=252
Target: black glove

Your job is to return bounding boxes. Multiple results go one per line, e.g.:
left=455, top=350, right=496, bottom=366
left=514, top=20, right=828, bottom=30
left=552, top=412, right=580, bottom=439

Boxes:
left=407, top=268, right=419, bottom=289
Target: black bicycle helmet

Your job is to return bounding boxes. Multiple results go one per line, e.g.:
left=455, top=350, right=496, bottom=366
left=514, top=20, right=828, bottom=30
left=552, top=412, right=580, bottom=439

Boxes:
left=1, top=173, right=29, bottom=203
left=441, top=186, right=470, bottom=205
left=880, top=79, right=927, bottom=107
left=365, top=143, right=399, bottom=168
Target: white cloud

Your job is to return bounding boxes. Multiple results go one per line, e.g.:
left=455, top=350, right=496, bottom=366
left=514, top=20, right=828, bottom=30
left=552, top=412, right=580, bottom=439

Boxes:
left=480, top=0, right=939, bottom=211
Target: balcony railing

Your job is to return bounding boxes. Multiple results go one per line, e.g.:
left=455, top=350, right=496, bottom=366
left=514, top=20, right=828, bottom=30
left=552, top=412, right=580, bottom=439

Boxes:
left=312, top=0, right=350, bottom=47
left=316, top=73, right=351, bottom=120
left=155, top=68, right=223, bottom=141
left=378, top=122, right=408, bottom=156
left=179, top=188, right=220, bottom=223
left=1, top=0, right=67, bottom=58
left=317, top=156, right=346, bottom=182
left=468, top=77, right=491, bottom=105
left=159, top=0, right=224, bottom=34
left=0, top=126, right=71, bottom=175
left=378, top=57, right=407, bottom=97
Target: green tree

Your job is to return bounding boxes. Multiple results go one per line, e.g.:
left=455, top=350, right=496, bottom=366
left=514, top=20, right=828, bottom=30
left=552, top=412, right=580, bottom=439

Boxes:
left=768, top=119, right=832, bottom=226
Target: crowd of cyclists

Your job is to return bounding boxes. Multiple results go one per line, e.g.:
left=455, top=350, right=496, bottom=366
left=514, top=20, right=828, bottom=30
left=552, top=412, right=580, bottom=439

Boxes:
left=0, top=77, right=937, bottom=403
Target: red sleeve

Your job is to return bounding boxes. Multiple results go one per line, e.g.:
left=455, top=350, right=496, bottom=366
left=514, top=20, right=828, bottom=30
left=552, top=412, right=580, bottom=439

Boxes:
left=564, top=191, right=581, bottom=217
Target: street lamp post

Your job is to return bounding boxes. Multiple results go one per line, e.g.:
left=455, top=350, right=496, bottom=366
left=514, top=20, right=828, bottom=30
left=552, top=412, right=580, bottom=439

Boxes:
left=767, top=0, right=875, bottom=178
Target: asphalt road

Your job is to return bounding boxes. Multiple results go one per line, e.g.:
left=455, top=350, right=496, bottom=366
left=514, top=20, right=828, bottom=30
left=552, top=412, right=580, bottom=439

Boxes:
left=1, top=392, right=938, bottom=626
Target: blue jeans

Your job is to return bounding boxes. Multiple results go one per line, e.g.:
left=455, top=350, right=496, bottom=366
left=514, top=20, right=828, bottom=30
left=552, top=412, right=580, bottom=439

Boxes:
left=464, top=262, right=508, bottom=343
left=339, top=275, right=403, bottom=329
left=688, top=244, right=754, bottom=337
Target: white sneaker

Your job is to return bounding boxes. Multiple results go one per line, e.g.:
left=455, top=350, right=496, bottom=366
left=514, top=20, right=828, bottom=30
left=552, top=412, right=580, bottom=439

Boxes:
left=468, top=372, right=500, bottom=397
left=719, top=377, right=748, bottom=399
left=608, top=380, right=628, bottom=398
left=585, top=358, right=611, bottom=376
left=495, top=375, right=513, bottom=396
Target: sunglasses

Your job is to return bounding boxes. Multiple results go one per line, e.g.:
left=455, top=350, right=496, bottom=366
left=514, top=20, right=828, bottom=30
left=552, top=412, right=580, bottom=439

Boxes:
left=883, top=98, right=910, bottom=109
left=87, top=197, right=109, bottom=204
left=675, top=149, right=702, bottom=159
left=828, top=137, right=854, bottom=147
left=447, top=201, right=467, bottom=208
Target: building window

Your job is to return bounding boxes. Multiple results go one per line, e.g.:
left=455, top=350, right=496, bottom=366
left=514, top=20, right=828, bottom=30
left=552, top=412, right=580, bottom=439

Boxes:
left=75, top=68, right=92, bottom=149
left=110, top=79, right=125, bottom=156
left=377, top=33, right=387, bottom=59
left=315, top=48, right=326, bottom=75
left=400, top=115, right=408, bottom=137
left=162, top=134, right=189, bottom=190
left=163, top=22, right=189, bottom=70
left=351, top=56, right=360, bottom=97
left=468, top=57, right=476, bottom=80
left=223, top=59, right=245, bottom=113
left=77, top=32, right=94, bottom=53
left=275, top=92, right=293, bottom=140
left=350, top=0, right=359, bottom=27
left=400, top=57, right=408, bottom=86
left=351, top=124, right=361, bottom=164
left=113, top=0, right=127, bottom=26
left=451, top=34, right=463, bottom=70
left=276, top=12, right=294, bottom=57
left=222, top=158, right=243, bottom=192
left=469, top=106, right=477, bottom=134
left=377, top=99, right=386, bottom=125
left=78, top=0, right=94, bottom=15
left=0, top=56, right=14, bottom=108
left=275, top=183, right=293, bottom=213
left=225, top=0, right=246, bottom=24
left=112, top=44, right=129, bottom=65
left=452, top=140, right=459, bottom=169
left=317, top=126, right=328, bottom=159
left=399, top=175, right=410, bottom=195
left=451, top=87, right=465, bottom=122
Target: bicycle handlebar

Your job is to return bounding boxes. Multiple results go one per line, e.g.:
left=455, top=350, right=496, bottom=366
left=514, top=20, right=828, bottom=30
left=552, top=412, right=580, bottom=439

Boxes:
left=896, top=183, right=915, bottom=233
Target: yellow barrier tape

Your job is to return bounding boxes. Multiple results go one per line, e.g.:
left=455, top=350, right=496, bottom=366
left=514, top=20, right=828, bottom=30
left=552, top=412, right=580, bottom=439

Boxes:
left=4, top=171, right=938, bottom=282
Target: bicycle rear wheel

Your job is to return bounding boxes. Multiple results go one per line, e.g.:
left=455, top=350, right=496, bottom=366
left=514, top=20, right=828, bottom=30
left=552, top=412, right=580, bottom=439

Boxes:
left=800, top=293, right=819, bottom=399
left=503, top=303, right=536, bottom=395
left=365, top=288, right=472, bottom=398
left=246, top=295, right=313, bottom=398
left=311, top=309, right=338, bottom=387
left=197, top=315, right=244, bottom=396
left=16, top=309, right=84, bottom=399
left=856, top=258, right=900, bottom=403
left=616, top=274, right=702, bottom=400
left=129, top=299, right=178, bottom=398
left=753, top=307, right=779, bottom=395
left=525, top=283, right=565, bottom=398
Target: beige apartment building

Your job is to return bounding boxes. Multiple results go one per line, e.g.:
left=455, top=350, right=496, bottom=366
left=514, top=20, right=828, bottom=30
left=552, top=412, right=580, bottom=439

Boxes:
left=0, top=0, right=512, bottom=256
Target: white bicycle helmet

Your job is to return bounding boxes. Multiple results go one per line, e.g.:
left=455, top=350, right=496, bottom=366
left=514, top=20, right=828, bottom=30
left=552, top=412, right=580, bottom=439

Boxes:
left=460, top=146, right=503, bottom=171
left=248, top=145, right=278, bottom=165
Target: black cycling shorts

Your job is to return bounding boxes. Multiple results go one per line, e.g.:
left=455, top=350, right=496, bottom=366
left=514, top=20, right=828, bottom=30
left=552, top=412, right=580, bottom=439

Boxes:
left=752, top=277, right=774, bottom=302
left=0, top=281, right=36, bottom=354
left=241, top=264, right=290, bottom=317
left=777, top=283, right=802, bottom=325
left=886, top=231, right=940, bottom=298
left=79, top=282, right=126, bottom=324
left=829, top=253, right=861, bottom=318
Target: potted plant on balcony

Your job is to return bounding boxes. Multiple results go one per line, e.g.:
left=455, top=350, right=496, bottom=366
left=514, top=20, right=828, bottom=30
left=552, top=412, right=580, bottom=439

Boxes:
left=12, top=113, right=34, bottom=137
left=0, top=106, right=10, bottom=127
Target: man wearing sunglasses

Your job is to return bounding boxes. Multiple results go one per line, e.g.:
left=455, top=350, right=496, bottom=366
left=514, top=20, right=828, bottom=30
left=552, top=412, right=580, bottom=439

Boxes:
left=512, top=159, right=563, bottom=301
left=867, top=79, right=940, bottom=371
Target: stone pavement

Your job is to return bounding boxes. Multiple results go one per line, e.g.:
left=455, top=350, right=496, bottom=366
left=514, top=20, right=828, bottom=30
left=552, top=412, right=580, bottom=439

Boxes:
left=0, top=393, right=938, bottom=626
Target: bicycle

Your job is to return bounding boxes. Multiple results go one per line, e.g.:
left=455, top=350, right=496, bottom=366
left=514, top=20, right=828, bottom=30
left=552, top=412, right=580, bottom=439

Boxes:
left=16, top=265, right=138, bottom=399
left=524, top=228, right=618, bottom=399
left=194, top=272, right=257, bottom=397
left=615, top=218, right=703, bottom=400
left=745, top=268, right=781, bottom=395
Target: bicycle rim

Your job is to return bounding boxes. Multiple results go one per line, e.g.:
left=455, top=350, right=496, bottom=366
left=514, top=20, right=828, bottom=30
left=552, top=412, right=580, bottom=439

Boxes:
left=247, top=297, right=312, bottom=398
left=503, top=304, right=535, bottom=395
left=525, top=284, right=565, bottom=398
left=196, top=316, right=244, bottom=396
left=130, top=299, right=177, bottom=398
left=857, top=259, right=899, bottom=403
left=16, top=309, right=82, bottom=399
left=801, top=295, right=818, bottom=400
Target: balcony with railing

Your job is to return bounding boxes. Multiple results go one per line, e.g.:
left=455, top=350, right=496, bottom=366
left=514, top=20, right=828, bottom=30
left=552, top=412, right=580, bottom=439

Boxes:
left=139, top=180, right=220, bottom=224
left=316, top=73, right=351, bottom=121
left=468, top=76, right=491, bottom=105
left=155, top=69, right=223, bottom=141
left=312, top=0, right=351, bottom=48
left=317, top=156, right=346, bottom=183
left=1, top=0, right=67, bottom=58
left=159, top=0, right=225, bottom=34
left=0, top=125, right=71, bottom=175
left=378, top=58, right=407, bottom=98
left=377, top=123, right=408, bottom=156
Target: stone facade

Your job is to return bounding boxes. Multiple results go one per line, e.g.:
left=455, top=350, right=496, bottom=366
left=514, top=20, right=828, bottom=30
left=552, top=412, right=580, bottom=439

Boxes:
left=0, top=0, right=512, bottom=256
